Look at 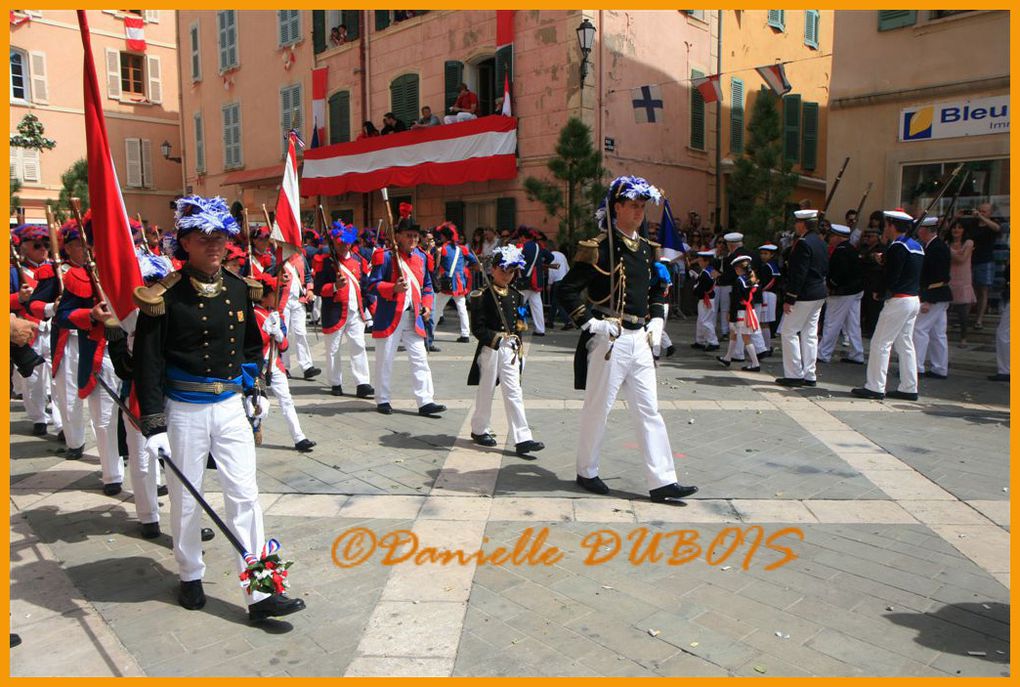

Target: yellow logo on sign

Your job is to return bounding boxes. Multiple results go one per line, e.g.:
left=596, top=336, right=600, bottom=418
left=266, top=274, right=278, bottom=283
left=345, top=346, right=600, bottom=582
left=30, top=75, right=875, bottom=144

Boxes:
left=905, top=106, right=934, bottom=139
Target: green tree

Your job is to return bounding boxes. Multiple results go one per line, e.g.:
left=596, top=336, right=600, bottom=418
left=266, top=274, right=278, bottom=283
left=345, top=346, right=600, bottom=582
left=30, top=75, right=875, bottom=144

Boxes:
left=56, top=159, right=90, bottom=222
left=728, top=90, right=799, bottom=246
left=523, top=117, right=607, bottom=250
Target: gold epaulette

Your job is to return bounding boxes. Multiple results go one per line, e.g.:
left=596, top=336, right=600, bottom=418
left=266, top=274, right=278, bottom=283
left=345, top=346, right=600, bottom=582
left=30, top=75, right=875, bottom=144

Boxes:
left=132, top=271, right=181, bottom=317
left=643, top=237, right=662, bottom=261
left=244, top=277, right=263, bottom=302
left=575, top=233, right=606, bottom=265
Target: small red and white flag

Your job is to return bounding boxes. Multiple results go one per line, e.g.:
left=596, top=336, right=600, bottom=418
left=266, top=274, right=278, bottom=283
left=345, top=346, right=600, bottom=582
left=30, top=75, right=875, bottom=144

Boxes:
left=272, top=131, right=304, bottom=261
left=755, top=63, right=792, bottom=96
left=76, top=10, right=143, bottom=331
left=501, top=74, right=512, bottom=117
left=311, top=66, right=328, bottom=148
left=693, top=74, right=722, bottom=104
left=124, top=15, right=145, bottom=52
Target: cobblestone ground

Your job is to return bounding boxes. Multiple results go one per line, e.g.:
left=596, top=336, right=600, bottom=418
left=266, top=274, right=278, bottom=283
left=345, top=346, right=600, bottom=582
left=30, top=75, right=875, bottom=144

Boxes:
left=9, top=311, right=1010, bottom=677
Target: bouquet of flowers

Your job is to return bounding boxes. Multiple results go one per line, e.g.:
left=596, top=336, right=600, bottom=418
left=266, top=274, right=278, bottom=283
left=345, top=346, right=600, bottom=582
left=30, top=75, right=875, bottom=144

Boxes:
left=239, top=539, right=293, bottom=596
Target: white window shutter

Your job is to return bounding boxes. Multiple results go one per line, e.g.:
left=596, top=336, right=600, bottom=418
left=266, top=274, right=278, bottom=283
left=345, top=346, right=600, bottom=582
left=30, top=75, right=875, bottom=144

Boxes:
left=22, top=149, right=40, bottom=183
left=125, top=138, right=142, bottom=187
left=105, top=48, right=121, bottom=99
left=144, top=9, right=159, bottom=23
left=10, top=148, right=20, bottom=181
left=28, top=51, right=48, bottom=104
left=146, top=55, right=162, bottom=103
left=194, top=112, right=205, bottom=173
left=141, top=139, right=153, bottom=188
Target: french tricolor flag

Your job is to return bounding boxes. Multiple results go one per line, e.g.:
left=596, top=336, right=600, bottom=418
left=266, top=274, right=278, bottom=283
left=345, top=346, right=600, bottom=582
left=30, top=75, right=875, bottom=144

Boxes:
left=124, top=15, right=145, bottom=52
left=755, top=63, right=792, bottom=96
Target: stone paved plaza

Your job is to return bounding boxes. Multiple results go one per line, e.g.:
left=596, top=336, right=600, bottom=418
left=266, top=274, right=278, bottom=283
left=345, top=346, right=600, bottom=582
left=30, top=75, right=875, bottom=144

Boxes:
left=9, top=313, right=1010, bottom=677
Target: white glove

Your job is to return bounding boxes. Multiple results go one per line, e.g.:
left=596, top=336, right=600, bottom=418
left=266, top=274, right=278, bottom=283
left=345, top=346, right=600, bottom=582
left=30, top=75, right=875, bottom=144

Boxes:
left=144, top=432, right=171, bottom=463
left=262, top=311, right=285, bottom=343
left=363, top=315, right=374, bottom=329
left=244, top=394, right=270, bottom=421
left=646, top=317, right=665, bottom=350
left=43, top=302, right=56, bottom=318
left=582, top=317, right=621, bottom=339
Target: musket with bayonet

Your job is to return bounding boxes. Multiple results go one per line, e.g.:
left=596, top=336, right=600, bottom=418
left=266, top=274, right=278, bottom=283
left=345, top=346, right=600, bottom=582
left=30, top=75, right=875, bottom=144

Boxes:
left=45, top=205, right=64, bottom=295
left=912, top=163, right=965, bottom=233
left=938, top=169, right=971, bottom=233
left=822, top=156, right=851, bottom=219
left=380, top=188, right=427, bottom=319
left=69, top=197, right=119, bottom=327
left=853, top=182, right=873, bottom=230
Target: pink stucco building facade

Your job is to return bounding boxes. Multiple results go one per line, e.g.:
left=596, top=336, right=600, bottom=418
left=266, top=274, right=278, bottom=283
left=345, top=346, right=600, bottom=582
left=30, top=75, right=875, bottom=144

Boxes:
left=176, top=10, right=717, bottom=245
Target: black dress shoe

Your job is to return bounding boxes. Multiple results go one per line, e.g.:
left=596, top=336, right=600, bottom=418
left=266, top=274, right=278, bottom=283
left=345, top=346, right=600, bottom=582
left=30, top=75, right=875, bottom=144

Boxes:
left=418, top=402, right=447, bottom=416
left=32, top=423, right=47, bottom=436
left=377, top=403, right=393, bottom=415
left=923, top=371, right=948, bottom=380
left=471, top=432, right=497, bottom=447
left=331, top=385, right=344, bottom=396
left=66, top=445, right=84, bottom=460
left=295, top=438, right=316, bottom=452
left=803, top=379, right=817, bottom=387
left=533, top=332, right=545, bottom=337
left=690, top=342, right=706, bottom=350
left=178, top=580, right=206, bottom=610
left=850, top=387, right=885, bottom=399
left=103, top=482, right=122, bottom=496
left=248, top=594, right=306, bottom=622
left=356, top=384, right=375, bottom=398
left=665, top=345, right=676, bottom=357
left=887, top=390, right=919, bottom=401
left=988, top=373, right=1010, bottom=382
left=456, top=336, right=470, bottom=343
left=561, top=323, right=576, bottom=331
left=705, top=344, right=720, bottom=352
left=716, top=356, right=731, bottom=367
left=576, top=474, right=610, bottom=495
left=302, top=366, right=322, bottom=380
left=650, top=483, right=699, bottom=503
left=157, top=484, right=169, bottom=497
left=840, top=358, right=864, bottom=365
left=741, top=365, right=761, bottom=372
left=757, top=349, right=774, bottom=359
left=56, top=430, right=65, bottom=444
left=775, top=377, right=805, bottom=387
left=140, top=522, right=161, bottom=539
left=427, top=345, right=442, bottom=352
left=515, top=440, right=545, bottom=455
left=201, top=527, right=215, bottom=542
left=10, top=633, right=21, bottom=648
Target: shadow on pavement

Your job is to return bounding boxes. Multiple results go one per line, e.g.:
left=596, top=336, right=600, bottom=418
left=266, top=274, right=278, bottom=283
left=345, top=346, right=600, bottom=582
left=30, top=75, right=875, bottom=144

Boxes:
left=884, top=602, right=1009, bottom=665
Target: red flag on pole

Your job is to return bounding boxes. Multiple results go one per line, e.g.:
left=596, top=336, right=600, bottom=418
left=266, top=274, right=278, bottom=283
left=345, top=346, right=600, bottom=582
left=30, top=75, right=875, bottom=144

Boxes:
left=272, top=131, right=304, bottom=261
left=77, top=10, right=143, bottom=329
left=124, top=15, right=145, bottom=51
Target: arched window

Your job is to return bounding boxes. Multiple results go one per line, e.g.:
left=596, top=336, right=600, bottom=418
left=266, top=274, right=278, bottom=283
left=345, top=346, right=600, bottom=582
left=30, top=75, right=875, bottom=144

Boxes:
left=10, top=49, right=29, bottom=101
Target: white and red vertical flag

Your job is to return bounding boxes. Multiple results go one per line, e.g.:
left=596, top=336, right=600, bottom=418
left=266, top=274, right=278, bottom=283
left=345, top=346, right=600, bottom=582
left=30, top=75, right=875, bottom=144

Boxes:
left=501, top=74, right=512, bottom=117
left=693, top=74, right=722, bottom=104
left=272, top=131, right=304, bottom=261
left=310, top=66, right=328, bottom=148
left=755, top=63, right=792, bottom=96
left=77, top=10, right=143, bottom=330
left=124, top=15, right=146, bottom=51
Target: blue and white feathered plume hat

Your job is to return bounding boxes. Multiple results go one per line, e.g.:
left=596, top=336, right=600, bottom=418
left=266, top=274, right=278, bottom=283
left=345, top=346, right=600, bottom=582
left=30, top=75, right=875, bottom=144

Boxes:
left=136, top=249, right=174, bottom=284
left=330, top=219, right=358, bottom=246
left=491, top=244, right=526, bottom=271
left=166, top=195, right=240, bottom=260
left=595, top=175, right=663, bottom=230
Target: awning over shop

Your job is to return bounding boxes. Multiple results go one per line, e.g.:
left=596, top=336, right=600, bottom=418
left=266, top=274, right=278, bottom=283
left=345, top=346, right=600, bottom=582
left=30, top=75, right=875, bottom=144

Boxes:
left=300, top=116, right=518, bottom=196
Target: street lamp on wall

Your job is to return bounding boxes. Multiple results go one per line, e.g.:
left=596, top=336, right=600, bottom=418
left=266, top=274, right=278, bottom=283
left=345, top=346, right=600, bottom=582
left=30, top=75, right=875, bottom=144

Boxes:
left=161, top=140, right=182, bottom=164
left=577, top=18, right=596, bottom=86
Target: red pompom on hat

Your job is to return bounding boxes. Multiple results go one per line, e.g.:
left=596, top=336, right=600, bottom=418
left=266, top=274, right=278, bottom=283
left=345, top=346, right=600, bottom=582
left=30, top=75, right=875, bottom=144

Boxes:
left=398, top=202, right=413, bottom=220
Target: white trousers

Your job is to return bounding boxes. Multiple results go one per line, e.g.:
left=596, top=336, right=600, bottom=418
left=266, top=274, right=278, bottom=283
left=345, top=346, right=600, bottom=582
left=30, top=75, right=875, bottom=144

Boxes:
left=54, top=332, right=86, bottom=449
left=913, top=301, right=949, bottom=375
left=781, top=299, right=824, bottom=381
left=86, top=354, right=124, bottom=486
left=23, top=321, right=54, bottom=426
left=695, top=300, right=719, bottom=346
left=282, top=298, right=314, bottom=373
left=865, top=296, right=920, bottom=394
left=818, top=293, right=864, bottom=363
left=165, top=396, right=269, bottom=604
left=443, top=112, right=477, bottom=124
left=995, top=305, right=1011, bottom=371
left=996, top=306, right=1010, bottom=374
left=125, top=423, right=161, bottom=524
left=576, top=328, right=677, bottom=490
left=325, top=311, right=371, bottom=388
left=268, top=367, right=306, bottom=444
left=716, top=285, right=732, bottom=336
left=522, top=289, right=546, bottom=334
left=311, top=295, right=322, bottom=323
left=432, top=293, right=470, bottom=337
left=374, top=310, right=435, bottom=406
left=470, top=341, right=533, bottom=445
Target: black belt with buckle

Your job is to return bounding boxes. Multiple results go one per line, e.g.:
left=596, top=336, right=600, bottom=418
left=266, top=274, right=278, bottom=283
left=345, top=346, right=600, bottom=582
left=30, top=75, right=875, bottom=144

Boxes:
left=591, top=306, right=646, bottom=330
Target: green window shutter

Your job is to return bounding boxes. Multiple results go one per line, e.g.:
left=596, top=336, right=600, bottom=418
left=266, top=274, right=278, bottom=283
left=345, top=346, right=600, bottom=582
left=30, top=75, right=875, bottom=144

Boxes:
left=690, top=68, right=705, bottom=151
left=444, top=61, right=464, bottom=112
left=496, top=197, right=516, bottom=232
left=312, top=10, right=326, bottom=54
left=375, top=10, right=390, bottom=31
left=331, top=208, right=355, bottom=225
left=804, top=10, right=819, bottom=48
left=767, top=10, right=785, bottom=31
left=729, top=77, right=744, bottom=154
left=783, top=93, right=801, bottom=164
left=328, top=90, right=350, bottom=144
left=801, top=101, right=818, bottom=171
left=343, top=10, right=360, bottom=41
left=495, top=45, right=513, bottom=91
left=390, top=74, right=419, bottom=128
left=878, top=10, right=917, bottom=31
left=445, top=201, right=465, bottom=230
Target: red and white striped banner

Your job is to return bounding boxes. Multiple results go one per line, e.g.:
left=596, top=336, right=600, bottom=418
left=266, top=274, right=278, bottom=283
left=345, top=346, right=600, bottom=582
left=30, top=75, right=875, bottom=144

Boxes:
left=301, top=116, right=518, bottom=196
left=124, top=15, right=145, bottom=51
left=755, top=63, right=792, bottom=96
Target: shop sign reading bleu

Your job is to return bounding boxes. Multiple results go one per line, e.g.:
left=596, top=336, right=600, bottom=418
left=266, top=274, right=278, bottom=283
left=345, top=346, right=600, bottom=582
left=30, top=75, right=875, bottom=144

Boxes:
left=900, top=95, right=1009, bottom=142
